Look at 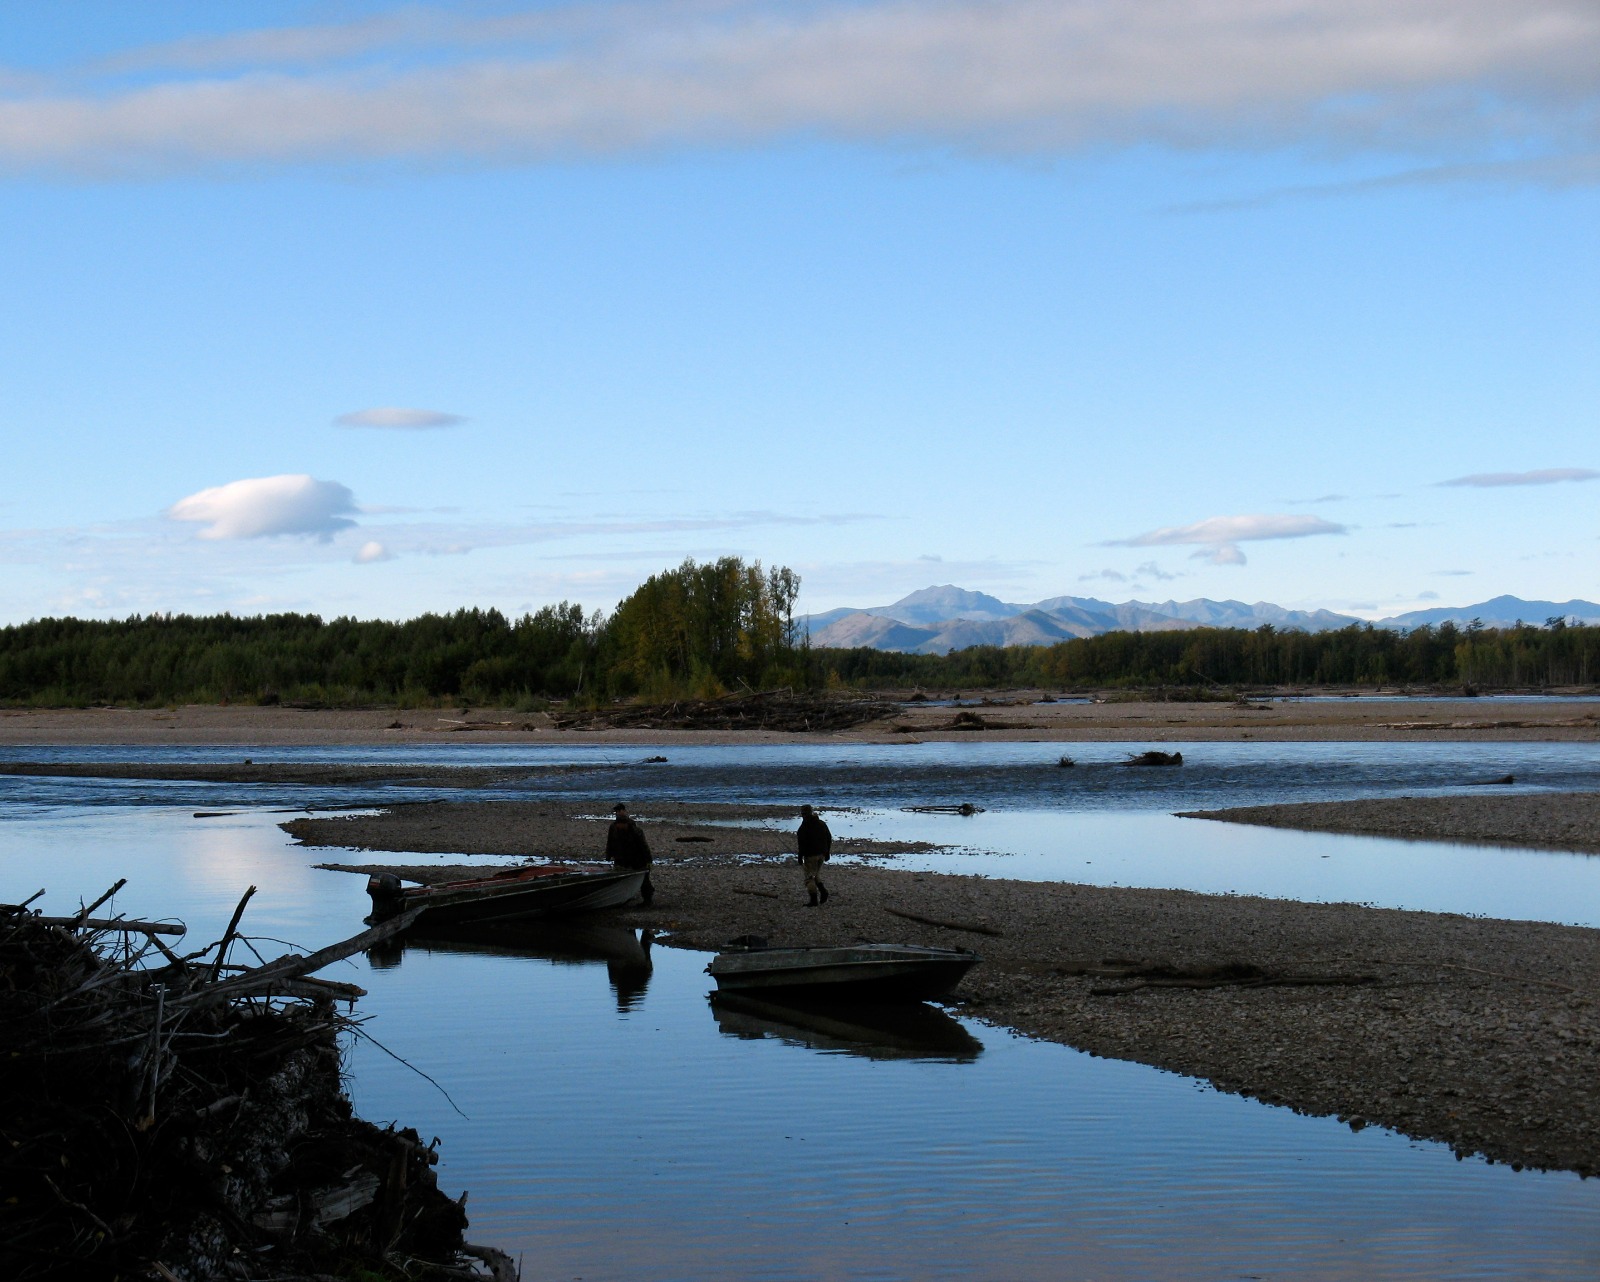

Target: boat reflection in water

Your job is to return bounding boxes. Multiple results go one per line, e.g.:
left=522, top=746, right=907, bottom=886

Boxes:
left=710, top=991, right=982, bottom=1063
left=367, top=920, right=655, bottom=1011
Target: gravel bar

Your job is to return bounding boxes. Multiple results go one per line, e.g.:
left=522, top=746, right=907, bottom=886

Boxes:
left=293, top=798, right=1600, bottom=1178
left=1182, top=791, right=1600, bottom=854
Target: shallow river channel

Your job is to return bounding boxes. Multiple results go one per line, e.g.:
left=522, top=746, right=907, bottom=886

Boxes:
left=5, top=740, right=1600, bottom=1279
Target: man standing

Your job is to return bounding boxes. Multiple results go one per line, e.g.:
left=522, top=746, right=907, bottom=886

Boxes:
left=797, top=803, right=832, bottom=907
left=607, top=803, right=654, bottom=906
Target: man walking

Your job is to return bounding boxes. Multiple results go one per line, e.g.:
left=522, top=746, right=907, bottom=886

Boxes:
left=797, top=803, right=832, bottom=907
left=607, top=803, right=654, bottom=906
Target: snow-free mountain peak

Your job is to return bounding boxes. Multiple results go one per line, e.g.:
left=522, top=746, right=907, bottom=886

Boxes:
left=800, top=586, right=1594, bottom=655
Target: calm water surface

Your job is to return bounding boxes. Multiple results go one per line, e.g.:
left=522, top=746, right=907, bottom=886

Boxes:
left=4, top=743, right=1600, bottom=1278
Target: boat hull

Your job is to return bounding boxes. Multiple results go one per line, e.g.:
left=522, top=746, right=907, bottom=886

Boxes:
left=370, top=867, right=646, bottom=928
left=706, top=943, right=978, bottom=1001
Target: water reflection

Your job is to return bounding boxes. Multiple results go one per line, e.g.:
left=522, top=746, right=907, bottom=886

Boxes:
left=710, top=991, right=983, bottom=1062
left=367, top=920, right=655, bottom=1011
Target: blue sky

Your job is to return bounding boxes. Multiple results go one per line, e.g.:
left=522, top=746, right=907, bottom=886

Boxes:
left=1, top=1, right=1596, bottom=624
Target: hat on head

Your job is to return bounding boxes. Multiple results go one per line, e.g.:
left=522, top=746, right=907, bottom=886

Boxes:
left=613, top=803, right=628, bottom=813
left=800, top=804, right=813, bottom=815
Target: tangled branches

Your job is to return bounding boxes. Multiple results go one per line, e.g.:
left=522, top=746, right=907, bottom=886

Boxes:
left=0, top=885, right=512, bottom=1282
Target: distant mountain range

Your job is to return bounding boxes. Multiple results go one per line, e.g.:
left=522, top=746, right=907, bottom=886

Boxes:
left=802, top=587, right=1600, bottom=655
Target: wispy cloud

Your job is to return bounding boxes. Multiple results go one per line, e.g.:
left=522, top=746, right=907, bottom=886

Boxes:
left=167, top=474, right=358, bottom=540
left=1078, top=560, right=1182, bottom=585
left=1438, top=467, right=1599, bottom=487
left=2, top=0, right=1597, bottom=176
left=1107, top=513, right=1346, bottom=566
left=354, top=540, right=394, bottom=563
left=1165, top=152, right=1600, bottom=213
left=336, top=407, right=466, bottom=429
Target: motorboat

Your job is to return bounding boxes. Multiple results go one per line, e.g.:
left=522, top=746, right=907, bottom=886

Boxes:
left=705, top=940, right=978, bottom=1000
left=365, top=865, right=645, bottom=928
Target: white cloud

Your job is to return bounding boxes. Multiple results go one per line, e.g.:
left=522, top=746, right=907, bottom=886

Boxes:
left=1438, top=467, right=1599, bottom=487
left=2, top=0, right=1597, bottom=175
left=354, top=540, right=394, bottom=563
left=167, top=474, right=357, bottom=540
left=1194, top=544, right=1250, bottom=566
left=336, top=407, right=466, bottom=429
left=1110, top=513, right=1345, bottom=568
left=1134, top=560, right=1179, bottom=582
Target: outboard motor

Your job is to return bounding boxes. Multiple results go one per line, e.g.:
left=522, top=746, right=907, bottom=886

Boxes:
left=365, top=872, right=406, bottom=922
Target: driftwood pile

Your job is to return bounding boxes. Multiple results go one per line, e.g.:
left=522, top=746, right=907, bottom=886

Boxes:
left=1123, top=750, right=1184, bottom=766
left=552, top=688, right=900, bottom=733
left=0, top=884, right=515, bottom=1282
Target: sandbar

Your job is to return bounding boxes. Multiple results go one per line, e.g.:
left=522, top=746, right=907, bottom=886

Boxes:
left=2, top=694, right=1598, bottom=745
left=289, top=796, right=1600, bottom=1178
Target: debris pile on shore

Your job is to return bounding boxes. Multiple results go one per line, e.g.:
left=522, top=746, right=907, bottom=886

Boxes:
left=551, top=688, right=899, bottom=732
left=0, top=884, right=515, bottom=1282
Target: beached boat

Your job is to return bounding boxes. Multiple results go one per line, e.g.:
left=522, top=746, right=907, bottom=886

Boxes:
left=365, top=865, right=645, bottom=928
left=705, top=940, right=979, bottom=1000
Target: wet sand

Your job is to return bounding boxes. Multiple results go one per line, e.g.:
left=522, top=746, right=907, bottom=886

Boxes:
left=286, top=800, right=933, bottom=860
left=2, top=694, right=1598, bottom=745
left=290, top=797, right=1600, bottom=1178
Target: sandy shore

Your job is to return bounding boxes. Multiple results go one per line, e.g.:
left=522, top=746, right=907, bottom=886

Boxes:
left=288, top=796, right=1600, bottom=1177
left=286, top=800, right=934, bottom=860
left=2, top=694, right=1598, bottom=745
left=1185, top=793, right=1600, bottom=854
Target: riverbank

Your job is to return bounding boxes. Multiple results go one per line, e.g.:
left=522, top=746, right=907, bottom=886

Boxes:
left=3, top=694, right=1599, bottom=745
left=290, top=798, right=1600, bottom=1179
left=1183, top=792, right=1600, bottom=854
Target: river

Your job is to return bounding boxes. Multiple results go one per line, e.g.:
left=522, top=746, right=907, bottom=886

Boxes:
left=4, top=740, right=1599, bottom=1279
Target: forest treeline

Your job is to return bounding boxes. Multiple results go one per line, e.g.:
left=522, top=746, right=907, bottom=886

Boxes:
left=1, top=559, right=1596, bottom=706
left=821, top=616, right=1600, bottom=691
left=0, top=557, right=807, bottom=708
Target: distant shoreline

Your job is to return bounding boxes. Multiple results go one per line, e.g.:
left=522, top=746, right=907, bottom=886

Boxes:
left=1, top=694, right=1598, bottom=745
left=1184, top=792, right=1600, bottom=855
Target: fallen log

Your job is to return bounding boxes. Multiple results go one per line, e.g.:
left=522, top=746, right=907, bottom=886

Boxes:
left=174, top=905, right=423, bottom=1009
left=19, top=915, right=186, bottom=937
left=883, top=906, right=1004, bottom=937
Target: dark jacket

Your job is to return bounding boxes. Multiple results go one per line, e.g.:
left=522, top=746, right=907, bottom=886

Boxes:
left=797, top=813, right=832, bottom=862
left=607, top=818, right=652, bottom=870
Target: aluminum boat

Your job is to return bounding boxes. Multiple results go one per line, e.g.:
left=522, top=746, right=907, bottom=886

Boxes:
left=365, top=865, right=645, bottom=928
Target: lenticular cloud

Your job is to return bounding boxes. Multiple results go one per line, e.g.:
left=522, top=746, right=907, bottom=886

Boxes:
left=168, top=474, right=358, bottom=540
left=1109, top=512, right=1347, bottom=568
left=335, top=407, right=465, bottom=429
